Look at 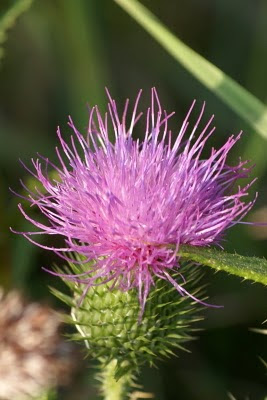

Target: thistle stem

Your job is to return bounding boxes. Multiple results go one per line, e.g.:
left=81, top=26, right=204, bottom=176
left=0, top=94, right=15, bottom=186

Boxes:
left=100, top=360, right=130, bottom=400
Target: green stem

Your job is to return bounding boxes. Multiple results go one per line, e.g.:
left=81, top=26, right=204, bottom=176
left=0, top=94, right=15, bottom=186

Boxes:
left=100, top=360, right=130, bottom=400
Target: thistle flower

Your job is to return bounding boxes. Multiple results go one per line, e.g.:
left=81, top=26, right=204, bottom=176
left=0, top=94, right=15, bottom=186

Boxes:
left=0, top=288, right=74, bottom=400
left=14, top=88, right=255, bottom=314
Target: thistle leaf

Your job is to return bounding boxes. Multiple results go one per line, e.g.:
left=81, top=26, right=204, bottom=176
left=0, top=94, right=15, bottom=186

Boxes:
left=179, top=245, right=267, bottom=285
left=114, top=0, right=267, bottom=140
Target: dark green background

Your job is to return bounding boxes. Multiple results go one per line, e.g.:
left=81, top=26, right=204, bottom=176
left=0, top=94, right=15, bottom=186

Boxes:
left=0, top=1, right=266, bottom=399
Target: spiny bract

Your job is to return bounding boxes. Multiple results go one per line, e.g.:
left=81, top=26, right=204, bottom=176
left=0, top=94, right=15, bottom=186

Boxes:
left=51, top=260, right=204, bottom=379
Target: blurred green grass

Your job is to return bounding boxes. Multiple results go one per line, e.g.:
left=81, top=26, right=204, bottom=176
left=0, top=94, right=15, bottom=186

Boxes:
left=0, top=1, right=266, bottom=399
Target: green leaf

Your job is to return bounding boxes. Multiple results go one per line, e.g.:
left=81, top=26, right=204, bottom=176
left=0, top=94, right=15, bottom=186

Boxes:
left=114, top=0, right=267, bottom=140
left=178, top=245, right=267, bottom=285
left=0, top=0, right=34, bottom=62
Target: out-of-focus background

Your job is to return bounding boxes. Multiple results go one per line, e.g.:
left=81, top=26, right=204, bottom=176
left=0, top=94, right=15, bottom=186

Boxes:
left=0, top=0, right=266, bottom=399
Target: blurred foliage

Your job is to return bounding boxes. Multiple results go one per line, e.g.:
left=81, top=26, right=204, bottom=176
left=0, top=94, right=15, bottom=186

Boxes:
left=115, top=0, right=267, bottom=140
left=0, top=0, right=266, bottom=399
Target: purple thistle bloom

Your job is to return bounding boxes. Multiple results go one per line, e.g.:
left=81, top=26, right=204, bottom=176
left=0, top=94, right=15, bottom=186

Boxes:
left=14, top=88, right=256, bottom=314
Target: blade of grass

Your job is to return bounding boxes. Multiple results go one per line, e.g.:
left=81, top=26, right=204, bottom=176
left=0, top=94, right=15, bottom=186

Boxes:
left=114, top=0, right=267, bottom=139
left=0, top=0, right=34, bottom=62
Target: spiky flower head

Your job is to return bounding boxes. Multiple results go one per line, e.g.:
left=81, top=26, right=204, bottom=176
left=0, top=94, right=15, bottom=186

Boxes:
left=0, top=288, right=74, bottom=400
left=15, top=88, right=255, bottom=314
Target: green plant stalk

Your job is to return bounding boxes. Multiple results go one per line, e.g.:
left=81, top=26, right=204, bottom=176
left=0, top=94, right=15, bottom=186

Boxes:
left=99, top=360, right=131, bottom=400
left=114, top=0, right=267, bottom=140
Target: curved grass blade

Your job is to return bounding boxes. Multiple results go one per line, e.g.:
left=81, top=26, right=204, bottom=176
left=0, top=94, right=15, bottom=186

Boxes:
left=0, top=0, right=34, bottom=62
left=178, top=245, right=267, bottom=285
left=114, top=0, right=267, bottom=140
